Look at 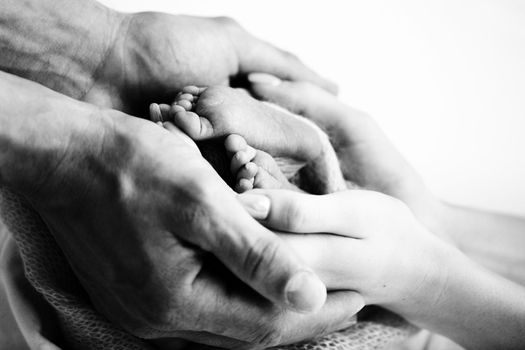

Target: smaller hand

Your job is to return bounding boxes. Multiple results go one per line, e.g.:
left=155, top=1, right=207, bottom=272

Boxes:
left=248, top=74, right=440, bottom=226
left=238, top=189, right=461, bottom=318
left=238, top=189, right=525, bottom=350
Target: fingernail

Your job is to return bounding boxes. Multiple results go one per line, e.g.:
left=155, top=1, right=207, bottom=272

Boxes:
left=149, top=103, right=163, bottom=122
left=248, top=73, right=282, bottom=86
left=238, top=193, right=270, bottom=219
left=285, top=270, right=327, bottom=313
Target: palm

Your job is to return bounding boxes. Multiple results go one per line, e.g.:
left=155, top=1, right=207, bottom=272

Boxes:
left=83, top=13, right=336, bottom=116
left=83, top=14, right=235, bottom=114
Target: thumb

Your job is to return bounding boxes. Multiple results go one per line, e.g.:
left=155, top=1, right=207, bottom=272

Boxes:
left=238, top=38, right=338, bottom=95
left=237, top=189, right=369, bottom=239
left=200, top=189, right=327, bottom=313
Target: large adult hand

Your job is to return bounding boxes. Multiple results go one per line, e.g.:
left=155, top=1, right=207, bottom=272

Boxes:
left=1, top=72, right=361, bottom=348
left=2, top=0, right=336, bottom=114
left=84, top=12, right=337, bottom=114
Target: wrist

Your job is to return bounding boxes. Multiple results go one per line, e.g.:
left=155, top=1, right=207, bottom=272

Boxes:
left=394, top=233, right=467, bottom=323
left=408, top=245, right=525, bottom=349
left=416, top=198, right=460, bottom=245
left=0, top=0, right=125, bottom=99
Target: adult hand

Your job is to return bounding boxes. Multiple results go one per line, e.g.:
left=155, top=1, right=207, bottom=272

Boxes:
left=1, top=72, right=361, bottom=348
left=248, top=75, right=440, bottom=227
left=84, top=12, right=337, bottom=114
left=2, top=0, right=336, bottom=115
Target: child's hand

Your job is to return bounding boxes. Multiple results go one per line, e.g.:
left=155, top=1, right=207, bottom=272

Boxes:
left=238, top=189, right=462, bottom=316
left=249, top=74, right=441, bottom=230
left=238, top=189, right=525, bottom=350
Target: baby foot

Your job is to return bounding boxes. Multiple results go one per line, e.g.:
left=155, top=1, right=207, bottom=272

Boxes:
left=224, top=134, right=297, bottom=193
left=172, top=85, right=327, bottom=162
left=150, top=85, right=347, bottom=194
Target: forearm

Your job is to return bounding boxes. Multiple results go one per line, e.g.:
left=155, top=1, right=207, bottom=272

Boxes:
left=0, top=0, right=124, bottom=99
left=427, top=202, right=525, bottom=285
left=0, top=71, right=108, bottom=196
left=405, top=249, right=525, bottom=350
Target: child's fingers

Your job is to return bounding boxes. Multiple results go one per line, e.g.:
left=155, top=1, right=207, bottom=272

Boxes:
left=237, top=189, right=387, bottom=238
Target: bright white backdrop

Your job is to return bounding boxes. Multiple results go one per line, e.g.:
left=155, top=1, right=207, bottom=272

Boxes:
left=99, top=0, right=525, bottom=216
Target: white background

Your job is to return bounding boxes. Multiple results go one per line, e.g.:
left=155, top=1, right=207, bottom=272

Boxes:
left=100, top=0, right=525, bottom=216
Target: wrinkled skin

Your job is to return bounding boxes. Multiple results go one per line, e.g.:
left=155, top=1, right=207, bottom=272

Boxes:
left=1, top=7, right=360, bottom=347
left=9, top=78, right=361, bottom=348
left=84, top=13, right=337, bottom=115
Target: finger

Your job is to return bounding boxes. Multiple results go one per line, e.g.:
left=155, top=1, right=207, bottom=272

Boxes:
left=238, top=37, right=338, bottom=94
left=171, top=110, right=214, bottom=139
left=247, top=292, right=363, bottom=348
left=280, top=233, right=368, bottom=290
left=238, top=189, right=369, bottom=238
left=248, top=73, right=376, bottom=140
left=248, top=73, right=336, bottom=116
left=181, top=183, right=327, bottom=313
left=233, top=291, right=363, bottom=348
left=190, top=267, right=362, bottom=347
left=275, top=290, right=364, bottom=345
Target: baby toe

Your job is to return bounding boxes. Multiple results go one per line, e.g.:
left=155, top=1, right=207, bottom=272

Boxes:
left=149, top=103, right=162, bottom=123
left=176, top=99, right=193, bottom=111
left=149, top=103, right=172, bottom=123
left=230, top=147, right=257, bottom=174
left=235, top=177, right=254, bottom=193
left=171, top=110, right=213, bottom=140
left=171, top=104, right=186, bottom=113
left=179, top=93, right=194, bottom=102
left=237, top=162, right=258, bottom=181
left=224, top=134, right=248, bottom=155
left=182, top=85, right=202, bottom=95
left=253, top=168, right=281, bottom=189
